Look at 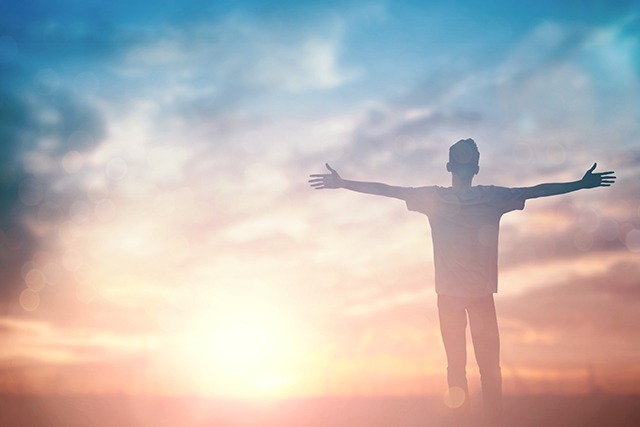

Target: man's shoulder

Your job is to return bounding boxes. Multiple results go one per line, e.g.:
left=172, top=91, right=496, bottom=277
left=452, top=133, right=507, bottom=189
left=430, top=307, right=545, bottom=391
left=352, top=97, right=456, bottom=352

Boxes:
left=404, top=185, right=442, bottom=213
left=404, top=185, right=441, bottom=197
left=412, top=185, right=444, bottom=190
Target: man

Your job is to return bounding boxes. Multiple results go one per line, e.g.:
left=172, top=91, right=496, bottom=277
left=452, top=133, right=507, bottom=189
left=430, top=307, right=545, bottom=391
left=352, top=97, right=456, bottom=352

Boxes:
left=308, top=138, right=615, bottom=426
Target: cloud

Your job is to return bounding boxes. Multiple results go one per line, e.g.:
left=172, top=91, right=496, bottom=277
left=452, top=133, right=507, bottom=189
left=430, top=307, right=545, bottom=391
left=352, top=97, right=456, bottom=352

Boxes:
left=0, top=73, right=106, bottom=303
left=339, top=107, right=481, bottom=179
left=496, top=21, right=588, bottom=85
left=499, top=260, right=640, bottom=371
left=119, top=17, right=359, bottom=97
left=250, top=36, right=360, bottom=92
left=499, top=201, right=638, bottom=269
left=0, top=315, right=149, bottom=366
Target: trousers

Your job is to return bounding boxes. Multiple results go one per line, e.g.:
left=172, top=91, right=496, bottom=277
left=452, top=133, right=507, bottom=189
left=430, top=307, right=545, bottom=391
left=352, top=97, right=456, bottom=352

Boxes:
left=438, top=293, right=502, bottom=425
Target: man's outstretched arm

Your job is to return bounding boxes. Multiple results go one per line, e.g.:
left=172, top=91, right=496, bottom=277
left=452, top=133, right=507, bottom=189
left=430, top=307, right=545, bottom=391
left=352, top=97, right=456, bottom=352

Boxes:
left=308, top=163, right=410, bottom=200
left=519, top=163, right=616, bottom=200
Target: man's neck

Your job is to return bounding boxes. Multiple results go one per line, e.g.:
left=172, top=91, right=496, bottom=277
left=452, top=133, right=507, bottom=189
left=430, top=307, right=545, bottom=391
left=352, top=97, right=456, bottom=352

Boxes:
left=451, top=174, right=473, bottom=192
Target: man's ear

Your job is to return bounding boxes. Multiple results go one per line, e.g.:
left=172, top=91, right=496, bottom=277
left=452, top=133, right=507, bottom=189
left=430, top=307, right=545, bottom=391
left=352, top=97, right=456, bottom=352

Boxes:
left=475, top=165, right=480, bottom=175
left=446, top=162, right=452, bottom=172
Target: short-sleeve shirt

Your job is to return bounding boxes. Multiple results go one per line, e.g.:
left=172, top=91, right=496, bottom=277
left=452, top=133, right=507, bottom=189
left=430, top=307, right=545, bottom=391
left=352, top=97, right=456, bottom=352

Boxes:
left=405, top=185, right=526, bottom=297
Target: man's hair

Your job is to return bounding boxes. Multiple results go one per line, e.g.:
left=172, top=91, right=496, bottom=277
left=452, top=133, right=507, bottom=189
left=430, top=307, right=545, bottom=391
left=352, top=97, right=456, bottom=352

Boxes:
left=449, top=138, right=480, bottom=168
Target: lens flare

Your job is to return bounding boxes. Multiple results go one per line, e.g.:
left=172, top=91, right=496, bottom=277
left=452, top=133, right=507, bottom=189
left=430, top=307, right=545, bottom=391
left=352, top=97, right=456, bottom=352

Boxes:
left=19, top=289, right=40, bottom=312
left=443, top=386, right=466, bottom=409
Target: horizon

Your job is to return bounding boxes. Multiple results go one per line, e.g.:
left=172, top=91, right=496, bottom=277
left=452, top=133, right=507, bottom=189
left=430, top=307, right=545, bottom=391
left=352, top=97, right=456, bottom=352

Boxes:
left=1, top=393, right=639, bottom=427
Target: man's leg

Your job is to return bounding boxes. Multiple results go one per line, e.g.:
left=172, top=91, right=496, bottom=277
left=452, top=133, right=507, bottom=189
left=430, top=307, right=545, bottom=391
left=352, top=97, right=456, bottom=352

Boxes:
left=468, top=295, right=502, bottom=426
left=438, top=295, right=471, bottom=421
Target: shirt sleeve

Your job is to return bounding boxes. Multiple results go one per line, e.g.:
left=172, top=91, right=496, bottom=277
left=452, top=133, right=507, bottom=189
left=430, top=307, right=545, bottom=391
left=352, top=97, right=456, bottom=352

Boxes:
left=491, top=186, right=527, bottom=214
left=404, top=186, right=438, bottom=215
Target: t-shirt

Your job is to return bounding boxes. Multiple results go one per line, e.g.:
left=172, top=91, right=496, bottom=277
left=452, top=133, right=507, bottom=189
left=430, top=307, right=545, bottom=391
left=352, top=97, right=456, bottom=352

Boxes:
left=405, top=185, right=526, bottom=297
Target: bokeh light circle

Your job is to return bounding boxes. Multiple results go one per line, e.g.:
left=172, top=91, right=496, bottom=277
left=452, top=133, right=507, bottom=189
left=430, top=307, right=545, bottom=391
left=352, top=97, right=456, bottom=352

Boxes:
left=25, top=269, right=47, bottom=291
left=443, top=386, right=466, bottom=409
left=574, top=231, right=594, bottom=252
left=20, top=289, right=40, bottom=312
left=106, top=157, right=128, bottom=181
left=625, top=229, right=640, bottom=253
left=62, top=151, right=84, bottom=173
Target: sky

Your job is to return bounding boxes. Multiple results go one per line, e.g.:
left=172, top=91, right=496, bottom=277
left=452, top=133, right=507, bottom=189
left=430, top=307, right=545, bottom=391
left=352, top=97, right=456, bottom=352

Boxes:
left=1, top=0, right=639, bottom=400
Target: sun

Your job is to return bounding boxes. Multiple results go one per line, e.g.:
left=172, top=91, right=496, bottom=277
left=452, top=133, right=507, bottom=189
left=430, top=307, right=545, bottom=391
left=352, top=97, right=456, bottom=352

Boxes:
left=172, top=296, right=300, bottom=397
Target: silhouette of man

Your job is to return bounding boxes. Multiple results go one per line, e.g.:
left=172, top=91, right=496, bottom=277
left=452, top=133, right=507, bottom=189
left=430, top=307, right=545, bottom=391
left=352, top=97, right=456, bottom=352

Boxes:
left=309, top=138, right=616, bottom=427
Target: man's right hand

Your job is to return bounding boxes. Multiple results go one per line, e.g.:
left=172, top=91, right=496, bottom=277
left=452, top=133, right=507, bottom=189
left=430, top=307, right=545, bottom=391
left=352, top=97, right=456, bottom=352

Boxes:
left=309, top=163, right=344, bottom=189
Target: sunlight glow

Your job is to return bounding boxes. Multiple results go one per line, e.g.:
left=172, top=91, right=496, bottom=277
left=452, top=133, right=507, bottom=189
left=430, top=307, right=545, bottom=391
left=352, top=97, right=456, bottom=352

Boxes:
left=171, top=295, right=302, bottom=397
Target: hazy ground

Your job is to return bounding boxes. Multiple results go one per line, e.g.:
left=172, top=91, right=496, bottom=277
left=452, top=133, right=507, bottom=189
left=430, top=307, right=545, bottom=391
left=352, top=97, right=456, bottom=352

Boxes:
left=1, top=394, right=639, bottom=427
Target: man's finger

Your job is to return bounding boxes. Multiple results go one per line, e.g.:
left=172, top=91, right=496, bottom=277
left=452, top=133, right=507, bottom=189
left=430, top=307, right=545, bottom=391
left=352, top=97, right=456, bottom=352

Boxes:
left=325, top=163, right=337, bottom=174
left=588, top=163, right=597, bottom=173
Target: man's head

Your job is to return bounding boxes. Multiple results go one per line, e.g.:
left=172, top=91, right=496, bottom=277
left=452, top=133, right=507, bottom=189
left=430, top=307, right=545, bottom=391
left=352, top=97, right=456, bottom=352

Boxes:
left=447, top=138, right=480, bottom=179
